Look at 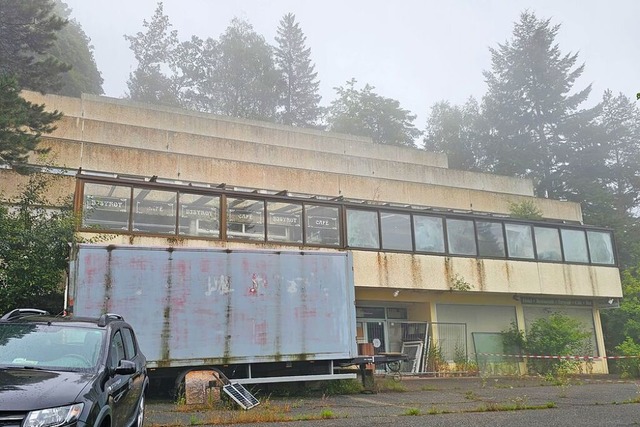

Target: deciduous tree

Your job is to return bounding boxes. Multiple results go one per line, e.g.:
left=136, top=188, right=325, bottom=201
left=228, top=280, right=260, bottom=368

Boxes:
left=327, top=79, right=421, bottom=147
left=423, top=98, right=484, bottom=170
left=125, top=2, right=180, bottom=105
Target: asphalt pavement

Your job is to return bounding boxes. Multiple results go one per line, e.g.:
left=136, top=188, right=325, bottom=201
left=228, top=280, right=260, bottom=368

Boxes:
left=145, top=375, right=640, bottom=426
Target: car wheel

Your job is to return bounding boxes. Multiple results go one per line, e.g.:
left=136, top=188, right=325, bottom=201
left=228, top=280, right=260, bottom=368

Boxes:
left=134, top=393, right=145, bottom=427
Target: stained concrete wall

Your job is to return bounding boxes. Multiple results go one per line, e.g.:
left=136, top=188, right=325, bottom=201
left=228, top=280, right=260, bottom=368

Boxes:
left=351, top=251, right=622, bottom=299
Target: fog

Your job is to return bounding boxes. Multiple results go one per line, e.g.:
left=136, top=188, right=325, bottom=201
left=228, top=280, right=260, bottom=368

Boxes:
left=63, top=0, right=639, bottom=128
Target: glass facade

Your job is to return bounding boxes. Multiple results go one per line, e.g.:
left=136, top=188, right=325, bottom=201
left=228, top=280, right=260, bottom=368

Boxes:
left=304, top=204, right=340, bottom=246
left=178, top=193, right=220, bottom=238
left=266, top=202, right=302, bottom=243
left=561, top=229, right=589, bottom=263
left=476, top=221, right=505, bottom=257
left=505, top=223, right=535, bottom=259
left=79, top=180, right=616, bottom=267
left=414, top=215, right=445, bottom=253
left=346, top=209, right=380, bottom=249
left=446, top=218, right=476, bottom=256
left=226, top=197, right=265, bottom=241
left=82, top=183, right=131, bottom=231
left=132, top=188, right=177, bottom=234
left=380, top=212, right=412, bottom=251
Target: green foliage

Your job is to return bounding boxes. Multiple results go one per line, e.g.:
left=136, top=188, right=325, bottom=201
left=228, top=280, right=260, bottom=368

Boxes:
left=481, top=11, right=592, bottom=199
left=508, top=200, right=543, bottom=220
left=0, top=0, right=70, bottom=93
left=0, top=75, right=62, bottom=169
left=327, top=79, right=421, bottom=147
left=614, top=338, right=640, bottom=378
left=602, top=267, right=640, bottom=353
left=125, top=2, right=180, bottom=106
left=424, top=98, right=484, bottom=170
left=0, top=173, right=76, bottom=314
left=449, top=274, right=472, bottom=292
left=48, top=0, right=103, bottom=96
left=274, top=13, right=322, bottom=128
left=503, top=314, right=591, bottom=375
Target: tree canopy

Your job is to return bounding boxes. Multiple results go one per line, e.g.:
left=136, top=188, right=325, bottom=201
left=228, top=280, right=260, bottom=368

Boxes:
left=327, top=79, right=421, bottom=147
left=0, top=0, right=70, bottom=93
left=49, top=0, right=103, bottom=96
left=481, top=11, right=593, bottom=199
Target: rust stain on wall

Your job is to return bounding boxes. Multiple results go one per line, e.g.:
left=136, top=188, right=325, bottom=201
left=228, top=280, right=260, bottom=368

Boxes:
left=410, top=255, right=423, bottom=287
left=376, top=252, right=389, bottom=287
left=475, top=259, right=486, bottom=291
left=160, top=253, right=173, bottom=363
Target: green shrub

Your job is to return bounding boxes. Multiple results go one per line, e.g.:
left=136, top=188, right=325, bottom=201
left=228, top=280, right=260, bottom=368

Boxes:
left=615, top=337, right=640, bottom=378
left=502, top=313, right=591, bottom=375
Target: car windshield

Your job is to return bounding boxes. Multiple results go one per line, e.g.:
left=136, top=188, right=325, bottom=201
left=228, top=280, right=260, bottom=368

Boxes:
left=0, top=323, right=104, bottom=371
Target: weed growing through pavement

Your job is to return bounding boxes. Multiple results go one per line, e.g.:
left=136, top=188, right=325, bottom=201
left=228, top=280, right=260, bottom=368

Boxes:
left=403, top=408, right=421, bottom=416
left=320, top=409, right=335, bottom=419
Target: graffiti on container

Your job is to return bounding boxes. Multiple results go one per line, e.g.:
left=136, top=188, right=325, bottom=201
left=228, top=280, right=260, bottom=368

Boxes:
left=249, top=273, right=268, bottom=295
left=205, top=275, right=233, bottom=296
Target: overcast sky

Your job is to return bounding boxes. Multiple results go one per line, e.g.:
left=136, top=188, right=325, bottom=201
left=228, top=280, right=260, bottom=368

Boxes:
left=63, top=0, right=639, bottom=131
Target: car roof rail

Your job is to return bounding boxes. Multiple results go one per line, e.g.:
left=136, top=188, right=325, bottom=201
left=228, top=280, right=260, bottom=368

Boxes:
left=1, top=308, right=50, bottom=321
left=98, top=313, right=124, bottom=327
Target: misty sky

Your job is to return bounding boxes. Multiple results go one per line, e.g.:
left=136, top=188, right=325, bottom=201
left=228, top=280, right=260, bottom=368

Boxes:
left=63, top=0, right=639, bottom=132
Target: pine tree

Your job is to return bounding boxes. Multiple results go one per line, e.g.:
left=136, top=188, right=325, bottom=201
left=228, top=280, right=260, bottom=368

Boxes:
left=274, top=13, right=321, bottom=127
left=481, top=11, right=593, bottom=198
left=49, top=0, right=103, bottom=96
left=0, top=75, right=62, bottom=169
left=0, top=0, right=70, bottom=92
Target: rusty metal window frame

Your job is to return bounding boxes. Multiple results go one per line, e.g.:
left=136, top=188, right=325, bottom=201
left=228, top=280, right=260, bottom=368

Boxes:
left=74, top=175, right=618, bottom=268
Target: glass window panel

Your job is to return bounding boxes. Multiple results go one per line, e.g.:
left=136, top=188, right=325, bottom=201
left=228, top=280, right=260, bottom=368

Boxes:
left=476, top=221, right=505, bottom=257
left=267, top=202, right=302, bottom=243
left=178, top=193, right=220, bottom=238
left=534, top=227, right=562, bottom=261
left=505, top=223, right=534, bottom=259
left=82, top=183, right=131, bottom=231
left=561, top=229, right=589, bottom=263
left=413, top=215, right=445, bottom=253
left=346, top=209, right=380, bottom=249
left=304, top=204, right=340, bottom=246
left=587, top=231, right=615, bottom=265
left=226, top=197, right=265, bottom=241
left=132, top=189, right=177, bottom=234
left=446, top=218, right=476, bottom=256
left=380, top=212, right=412, bottom=251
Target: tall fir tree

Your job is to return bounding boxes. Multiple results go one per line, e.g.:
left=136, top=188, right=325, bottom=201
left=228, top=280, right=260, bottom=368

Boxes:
left=481, top=11, right=593, bottom=198
left=49, top=0, right=103, bottom=97
left=274, top=13, right=322, bottom=128
left=0, top=0, right=70, bottom=92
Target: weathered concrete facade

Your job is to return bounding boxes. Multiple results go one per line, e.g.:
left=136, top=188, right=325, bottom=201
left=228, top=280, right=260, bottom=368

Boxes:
left=5, top=91, right=622, bottom=374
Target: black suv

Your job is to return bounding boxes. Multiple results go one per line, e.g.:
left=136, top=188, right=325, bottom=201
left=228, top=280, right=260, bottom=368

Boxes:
left=0, top=309, right=147, bottom=427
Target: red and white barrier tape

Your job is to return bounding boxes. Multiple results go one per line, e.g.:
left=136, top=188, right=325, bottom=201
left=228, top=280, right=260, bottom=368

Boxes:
left=476, top=353, right=640, bottom=360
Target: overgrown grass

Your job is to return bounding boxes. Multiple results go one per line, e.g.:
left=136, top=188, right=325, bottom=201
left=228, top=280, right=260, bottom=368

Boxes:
left=402, top=407, right=421, bottom=416
left=375, top=378, right=408, bottom=393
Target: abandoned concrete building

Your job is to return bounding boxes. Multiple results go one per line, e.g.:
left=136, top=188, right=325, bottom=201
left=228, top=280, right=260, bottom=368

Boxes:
left=2, top=91, right=623, bottom=377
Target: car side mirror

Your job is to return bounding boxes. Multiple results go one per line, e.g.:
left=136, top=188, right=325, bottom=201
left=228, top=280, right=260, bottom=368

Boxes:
left=114, top=360, right=136, bottom=375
